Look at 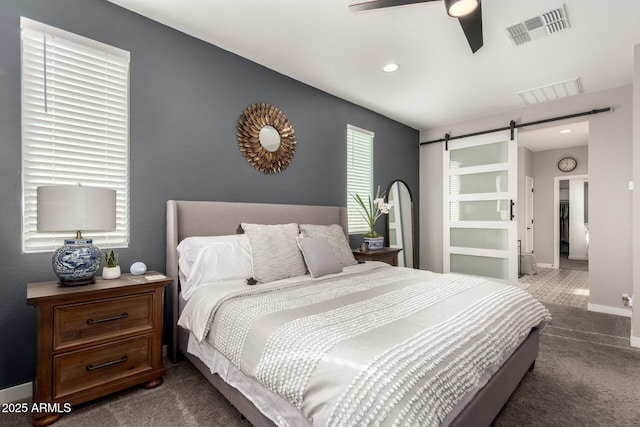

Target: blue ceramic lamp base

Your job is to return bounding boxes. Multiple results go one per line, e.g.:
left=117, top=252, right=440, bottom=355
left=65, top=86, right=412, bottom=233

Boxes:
left=52, top=239, right=102, bottom=287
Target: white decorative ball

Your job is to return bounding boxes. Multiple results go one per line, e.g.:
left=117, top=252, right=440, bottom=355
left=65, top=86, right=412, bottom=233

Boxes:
left=130, top=262, right=147, bottom=275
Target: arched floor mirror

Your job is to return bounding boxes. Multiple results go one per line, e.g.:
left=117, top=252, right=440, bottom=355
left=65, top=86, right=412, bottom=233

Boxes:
left=386, top=180, right=415, bottom=268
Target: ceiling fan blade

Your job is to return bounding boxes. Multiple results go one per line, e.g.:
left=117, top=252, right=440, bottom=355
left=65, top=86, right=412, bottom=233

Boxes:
left=349, top=0, right=439, bottom=13
left=457, top=2, right=483, bottom=53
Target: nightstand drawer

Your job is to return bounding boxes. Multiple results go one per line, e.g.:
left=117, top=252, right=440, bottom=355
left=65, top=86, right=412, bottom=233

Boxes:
left=54, top=294, right=153, bottom=351
left=53, top=335, right=153, bottom=400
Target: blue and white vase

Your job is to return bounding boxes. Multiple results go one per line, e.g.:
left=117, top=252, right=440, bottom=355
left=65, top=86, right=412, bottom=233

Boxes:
left=364, top=236, right=385, bottom=250
left=52, top=239, right=101, bottom=286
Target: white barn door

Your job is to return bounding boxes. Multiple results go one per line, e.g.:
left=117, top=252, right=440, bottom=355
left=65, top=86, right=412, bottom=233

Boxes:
left=443, top=129, right=518, bottom=285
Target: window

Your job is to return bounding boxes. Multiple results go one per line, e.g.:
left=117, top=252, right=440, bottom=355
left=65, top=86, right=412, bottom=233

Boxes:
left=21, top=18, right=130, bottom=253
left=346, top=125, right=374, bottom=234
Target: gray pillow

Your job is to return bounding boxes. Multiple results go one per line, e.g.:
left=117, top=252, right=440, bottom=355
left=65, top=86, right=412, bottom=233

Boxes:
left=241, top=223, right=307, bottom=283
left=297, top=237, right=343, bottom=278
left=299, top=224, right=357, bottom=267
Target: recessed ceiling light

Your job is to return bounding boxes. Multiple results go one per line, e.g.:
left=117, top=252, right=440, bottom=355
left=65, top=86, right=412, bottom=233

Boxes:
left=560, top=129, right=572, bottom=134
left=383, top=63, right=399, bottom=73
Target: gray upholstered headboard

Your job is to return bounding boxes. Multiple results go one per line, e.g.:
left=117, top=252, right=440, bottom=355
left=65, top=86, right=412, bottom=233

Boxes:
left=165, top=200, right=349, bottom=362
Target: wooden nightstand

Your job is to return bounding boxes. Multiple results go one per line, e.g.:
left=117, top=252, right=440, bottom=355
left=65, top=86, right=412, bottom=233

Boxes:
left=352, top=247, right=403, bottom=266
left=27, top=272, right=171, bottom=426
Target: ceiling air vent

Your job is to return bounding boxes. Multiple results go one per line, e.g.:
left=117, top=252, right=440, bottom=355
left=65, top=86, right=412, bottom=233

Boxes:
left=518, top=77, right=583, bottom=105
left=504, top=5, right=569, bottom=47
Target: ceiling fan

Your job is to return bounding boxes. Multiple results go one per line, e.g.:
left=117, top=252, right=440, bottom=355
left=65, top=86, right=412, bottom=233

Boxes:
left=349, top=0, right=483, bottom=53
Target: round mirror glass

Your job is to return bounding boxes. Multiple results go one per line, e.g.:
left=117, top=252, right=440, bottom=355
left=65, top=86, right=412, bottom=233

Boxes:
left=259, top=125, right=281, bottom=152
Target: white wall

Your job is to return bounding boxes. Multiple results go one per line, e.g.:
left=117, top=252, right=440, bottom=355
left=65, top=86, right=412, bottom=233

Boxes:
left=419, top=142, right=444, bottom=272
left=632, top=45, right=640, bottom=347
left=420, top=84, right=633, bottom=319
left=517, top=147, right=533, bottom=252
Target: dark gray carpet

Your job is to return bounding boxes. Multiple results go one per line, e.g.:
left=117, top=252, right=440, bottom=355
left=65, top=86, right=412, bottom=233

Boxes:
left=492, top=303, right=640, bottom=426
left=5, top=303, right=639, bottom=426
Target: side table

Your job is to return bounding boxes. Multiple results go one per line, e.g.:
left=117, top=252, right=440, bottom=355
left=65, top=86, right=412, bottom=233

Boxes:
left=27, top=272, right=171, bottom=426
left=352, top=247, right=402, bottom=266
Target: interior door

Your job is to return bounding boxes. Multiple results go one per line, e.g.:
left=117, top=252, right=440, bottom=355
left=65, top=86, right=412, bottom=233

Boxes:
left=525, top=176, right=534, bottom=253
left=443, top=129, right=518, bottom=285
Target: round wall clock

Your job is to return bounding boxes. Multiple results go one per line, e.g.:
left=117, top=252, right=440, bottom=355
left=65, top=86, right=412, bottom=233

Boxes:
left=557, top=157, right=577, bottom=172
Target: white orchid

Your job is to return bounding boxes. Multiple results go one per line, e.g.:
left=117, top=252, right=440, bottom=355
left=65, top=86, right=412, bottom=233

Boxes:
left=351, top=185, right=390, bottom=238
left=374, top=197, right=391, bottom=214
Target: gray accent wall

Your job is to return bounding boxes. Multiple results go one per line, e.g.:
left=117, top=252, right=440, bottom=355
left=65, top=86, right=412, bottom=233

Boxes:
left=0, top=0, right=419, bottom=390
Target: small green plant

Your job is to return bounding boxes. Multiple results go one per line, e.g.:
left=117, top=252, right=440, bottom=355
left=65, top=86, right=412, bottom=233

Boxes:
left=105, top=249, right=118, bottom=268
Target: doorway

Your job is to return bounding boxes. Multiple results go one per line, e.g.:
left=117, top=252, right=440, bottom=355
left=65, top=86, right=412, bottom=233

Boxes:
left=555, top=176, right=589, bottom=271
left=516, top=120, right=590, bottom=310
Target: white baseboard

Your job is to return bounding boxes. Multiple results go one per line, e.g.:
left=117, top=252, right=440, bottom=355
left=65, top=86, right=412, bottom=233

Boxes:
left=537, top=263, right=556, bottom=269
left=568, top=255, right=589, bottom=261
left=631, top=336, right=640, bottom=348
left=587, top=303, right=632, bottom=318
left=0, top=381, right=32, bottom=404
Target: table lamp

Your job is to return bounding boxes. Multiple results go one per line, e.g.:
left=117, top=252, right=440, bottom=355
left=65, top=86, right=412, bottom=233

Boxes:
left=37, top=184, right=116, bottom=286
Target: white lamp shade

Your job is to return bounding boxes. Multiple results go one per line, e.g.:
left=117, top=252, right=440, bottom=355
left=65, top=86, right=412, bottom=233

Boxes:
left=37, top=185, right=116, bottom=232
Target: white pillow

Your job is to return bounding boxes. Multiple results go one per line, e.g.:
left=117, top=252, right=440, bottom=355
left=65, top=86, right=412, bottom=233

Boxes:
left=297, top=237, right=343, bottom=278
left=241, top=223, right=307, bottom=283
left=299, top=224, right=357, bottom=267
left=177, top=234, right=253, bottom=300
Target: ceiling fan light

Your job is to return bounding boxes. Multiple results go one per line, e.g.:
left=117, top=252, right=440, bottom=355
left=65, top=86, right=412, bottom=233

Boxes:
left=383, top=63, right=399, bottom=73
left=445, top=0, right=479, bottom=18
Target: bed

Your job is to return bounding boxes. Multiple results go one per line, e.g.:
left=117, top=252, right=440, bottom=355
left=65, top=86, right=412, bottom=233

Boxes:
left=166, top=200, right=550, bottom=427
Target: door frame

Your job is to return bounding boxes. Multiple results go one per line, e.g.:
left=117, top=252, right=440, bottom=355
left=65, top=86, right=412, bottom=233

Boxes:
left=524, top=176, right=534, bottom=253
left=553, top=174, right=588, bottom=269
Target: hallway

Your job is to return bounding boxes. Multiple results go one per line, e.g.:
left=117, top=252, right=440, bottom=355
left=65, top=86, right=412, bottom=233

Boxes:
left=559, top=251, right=588, bottom=271
left=519, top=267, right=589, bottom=309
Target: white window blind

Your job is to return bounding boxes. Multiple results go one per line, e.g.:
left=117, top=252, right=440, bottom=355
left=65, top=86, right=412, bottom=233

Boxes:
left=21, top=18, right=130, bottom=253
left=346, top=125, right=374, bottom=234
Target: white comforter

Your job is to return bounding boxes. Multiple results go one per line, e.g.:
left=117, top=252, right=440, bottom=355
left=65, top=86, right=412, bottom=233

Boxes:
left=179, top=263, right=550, bottom=427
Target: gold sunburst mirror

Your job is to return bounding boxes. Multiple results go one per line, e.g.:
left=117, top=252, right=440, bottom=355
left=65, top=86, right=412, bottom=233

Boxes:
left=236, top=103, right=297, bottom=174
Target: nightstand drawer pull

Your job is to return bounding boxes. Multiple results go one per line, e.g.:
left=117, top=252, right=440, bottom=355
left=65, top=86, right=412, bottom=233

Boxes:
left=86, top=355, right=128, bottom=371
left=86, top=312, right=128, bottom=325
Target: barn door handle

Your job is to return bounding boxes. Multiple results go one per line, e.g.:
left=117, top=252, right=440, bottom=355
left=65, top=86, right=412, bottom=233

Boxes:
left=510, top=200, right=515, bottom=221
